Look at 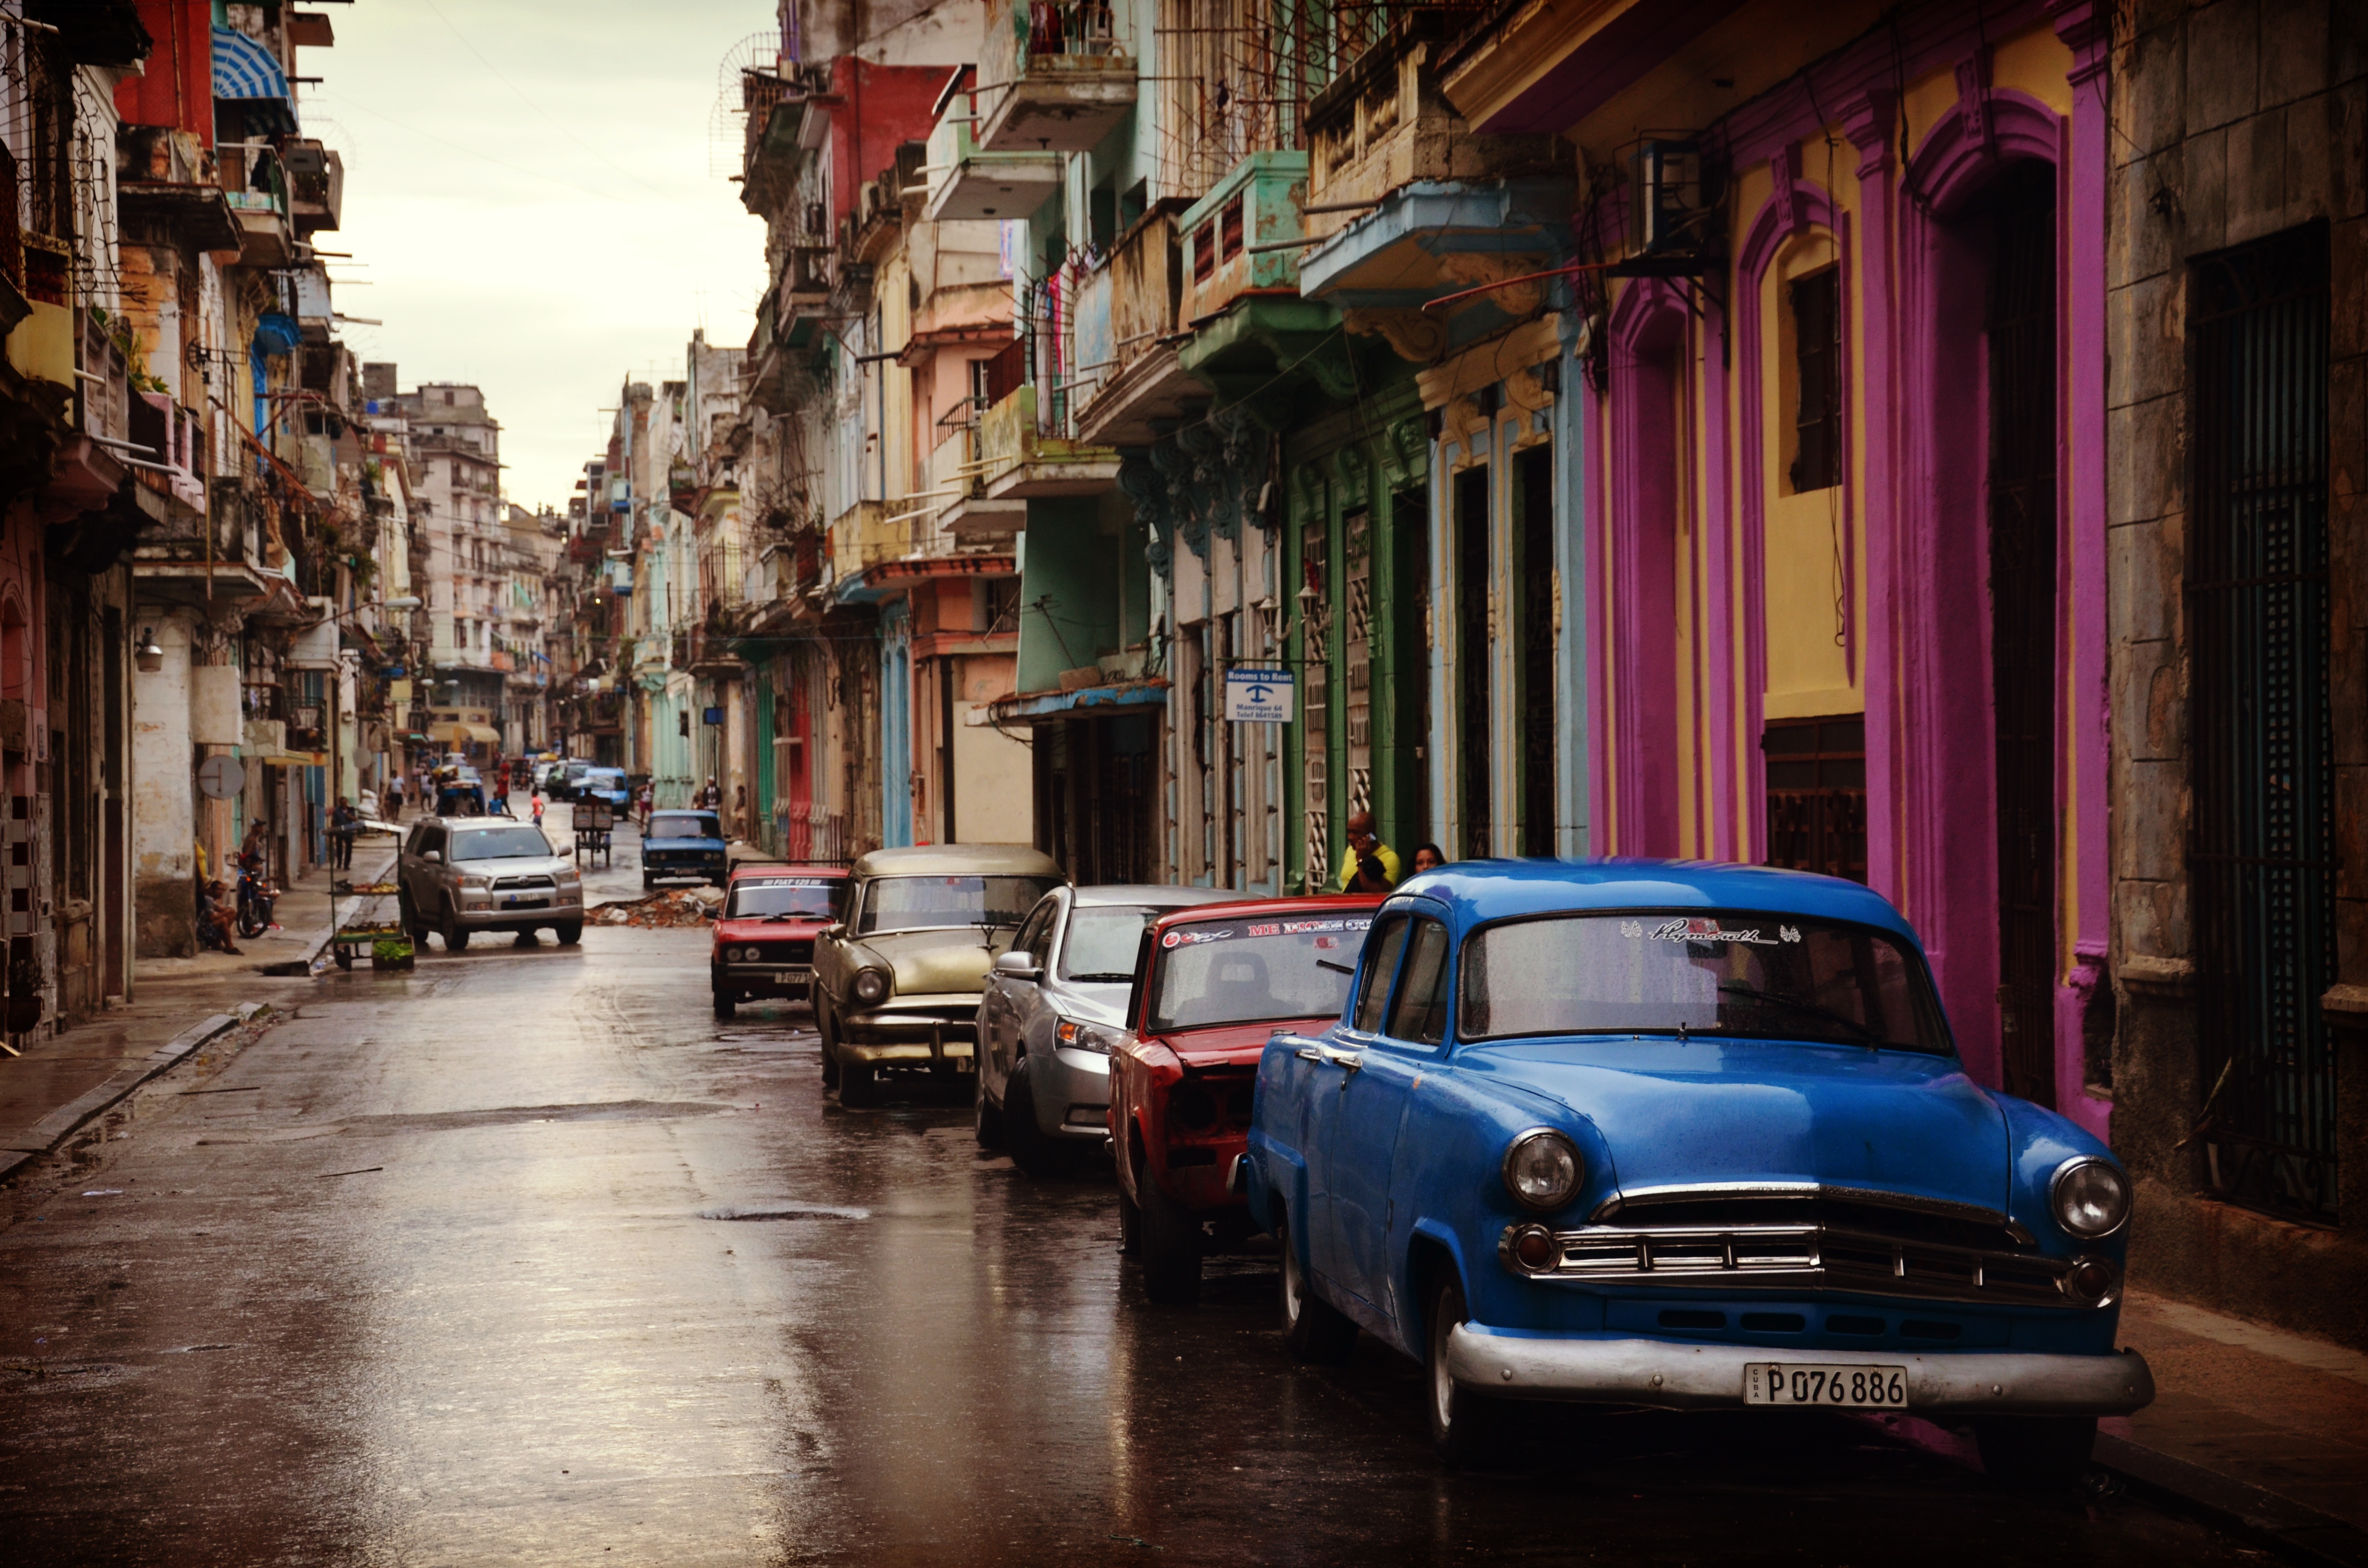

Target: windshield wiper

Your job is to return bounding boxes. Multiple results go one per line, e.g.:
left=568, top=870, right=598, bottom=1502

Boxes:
left=1314, top=957, right=1355, bottom=975
left=1715, top=984, right=1882, bottom=1046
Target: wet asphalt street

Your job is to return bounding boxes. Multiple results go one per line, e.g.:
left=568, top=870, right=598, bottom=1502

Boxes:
left=0, top=831, right=2266, bottom=1566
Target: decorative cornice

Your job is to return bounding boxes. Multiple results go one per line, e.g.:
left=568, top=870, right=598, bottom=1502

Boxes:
left=1837, top=89, right=1896, bottom=181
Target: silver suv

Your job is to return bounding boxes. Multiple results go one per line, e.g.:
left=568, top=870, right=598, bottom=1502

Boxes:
left=398, top=817, right=584, bottom=951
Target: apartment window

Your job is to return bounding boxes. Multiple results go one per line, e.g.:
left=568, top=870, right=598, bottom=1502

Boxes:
left=1762, top=716, right=1865, bottom=882
left=1193, top=222, right=1215, bottom=282
left=2188, top=222, right=2334, bottom=1224
left=1788, top=269, right=1840, bottom=492
left=1220, top=195, right=1245, bottom=263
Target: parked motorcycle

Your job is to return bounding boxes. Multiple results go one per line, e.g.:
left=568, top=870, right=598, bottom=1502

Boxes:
left=236, top=856, right=279, bottom=940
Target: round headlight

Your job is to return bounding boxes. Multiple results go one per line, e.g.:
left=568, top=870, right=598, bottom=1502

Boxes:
left=2050, top=1156, right=2131, bottom=1238
left=737, top=946, right=758, bottom=962
left=852, top=968, right=888, bottom=1004
left=1501, top=1128, right=1583, bottom=1213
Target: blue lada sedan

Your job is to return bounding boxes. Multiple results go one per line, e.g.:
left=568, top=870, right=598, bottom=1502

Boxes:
left=1244, top=860, right=2153, bottom=1481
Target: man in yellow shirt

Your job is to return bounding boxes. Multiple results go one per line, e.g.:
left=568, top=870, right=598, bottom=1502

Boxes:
left=1334, top=810, right=1401, bottom=894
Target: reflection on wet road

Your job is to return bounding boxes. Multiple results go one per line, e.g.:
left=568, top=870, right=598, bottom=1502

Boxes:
left=0, top=927, right=2256, bottom=1565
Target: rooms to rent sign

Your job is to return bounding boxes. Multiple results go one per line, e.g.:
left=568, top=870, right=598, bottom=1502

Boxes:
left=1223, top=667, right=1294, bottom=724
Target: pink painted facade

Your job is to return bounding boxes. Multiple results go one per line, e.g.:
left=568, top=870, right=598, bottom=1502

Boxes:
left=1476, top=0, right=2115, bottom=1129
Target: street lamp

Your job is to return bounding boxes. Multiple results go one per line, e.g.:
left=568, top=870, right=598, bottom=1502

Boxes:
left=134, top=627, right=164, bottom=674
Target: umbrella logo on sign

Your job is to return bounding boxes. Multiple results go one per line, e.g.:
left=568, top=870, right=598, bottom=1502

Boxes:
left=1223, top=668, right=1294, bottom=724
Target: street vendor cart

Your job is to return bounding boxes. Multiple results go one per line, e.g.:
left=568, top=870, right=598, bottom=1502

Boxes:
left=575, top=798, right=614, bottom=867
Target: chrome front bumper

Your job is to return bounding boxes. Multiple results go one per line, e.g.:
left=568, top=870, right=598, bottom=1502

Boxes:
left=1445, top=1327, right=2155, bottom=1415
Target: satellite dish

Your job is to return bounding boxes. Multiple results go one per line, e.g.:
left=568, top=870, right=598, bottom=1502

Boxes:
left=710, top=29, right=789, bottom=179
left=197, top=754, right=247, bottom=801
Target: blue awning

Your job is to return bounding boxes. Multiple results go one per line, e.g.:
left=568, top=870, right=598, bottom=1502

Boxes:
left=213, top=25, right=297, bottom=132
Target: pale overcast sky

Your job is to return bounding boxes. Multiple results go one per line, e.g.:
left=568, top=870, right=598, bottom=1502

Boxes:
left=304, top=0, right=774, bottom=512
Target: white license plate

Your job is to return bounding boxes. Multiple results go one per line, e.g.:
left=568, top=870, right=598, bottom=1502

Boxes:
left=1744, top=1363, right=1908, bottom=1408
left=773, top=969, right=809, bottom=985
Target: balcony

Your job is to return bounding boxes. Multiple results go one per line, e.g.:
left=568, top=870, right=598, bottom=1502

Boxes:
left=283, top=140, right=344, bottom=235
left=1177, top=151, right=1310, bottom=326
left=924, top=84, right=1061, bottom=224
left=974, top=0, right=1136, bottom=154
left=1075, top=202, right=1208, bottom=446
left=978, top=384, right=1120, bottom=501
left=1296, top=19, right=1572, bottom=362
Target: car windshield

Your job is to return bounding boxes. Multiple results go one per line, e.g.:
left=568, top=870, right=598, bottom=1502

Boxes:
left=1148, top=914, right=1372, bottom=1032
left=449, top=825, right=555, bottom=862
left=1061, top=906, right=1166, bottom=982
left=650, top=815, right=720, bottom=839
left=1459, top=911, right=1951, bottom=1053
left=585, top=772, right=624, bottom=788
left=727, top=878, right=842, bottom=919
left=858, top=875, right=1060, bottom=935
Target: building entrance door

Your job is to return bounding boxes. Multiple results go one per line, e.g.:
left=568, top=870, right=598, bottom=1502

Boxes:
left=1984, top=166, right=2059, bottom=1107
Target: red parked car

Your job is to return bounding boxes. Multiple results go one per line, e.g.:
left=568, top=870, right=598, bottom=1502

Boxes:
left=711, top=863, right=850, bottom=1019
left=1109, top=895, right=1383, bottom=1303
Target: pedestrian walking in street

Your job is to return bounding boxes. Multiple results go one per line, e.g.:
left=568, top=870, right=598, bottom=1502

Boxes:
left=1335, top=810, right=1401, bottom=894
left=733, top=781, right=747, bottom=839
left=386, top=777, right=404, bottom=819
left=700, top=776, right=722, bottom=809
left=1411, top=842, right=1446, bottom=874
left=530, top=792, right=545, bottom=829
left=330, top=796, right=357, bottom=871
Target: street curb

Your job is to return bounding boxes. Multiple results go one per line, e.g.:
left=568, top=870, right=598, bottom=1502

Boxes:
left=2096, top=1432, right=2368, bottom=1568
left=262, top=850, right=400, bottom=978
left=0, top=1004, right=261, bottom=1185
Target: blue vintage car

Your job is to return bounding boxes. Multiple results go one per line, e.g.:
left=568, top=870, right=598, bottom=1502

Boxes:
left=1245, top=860, right=2154, bottom=1480
left=642, top=808, right=727, bottom=891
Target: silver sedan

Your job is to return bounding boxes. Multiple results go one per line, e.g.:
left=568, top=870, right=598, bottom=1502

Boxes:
left=975, top=883, right=1245, bottom=1175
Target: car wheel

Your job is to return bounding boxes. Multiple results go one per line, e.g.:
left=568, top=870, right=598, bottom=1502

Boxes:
left=554, top=921, right=581, bottom=946
left=1002, top=1060, right=1072, bottom=1178
left=838, top=1053, right=879, bottom=1108
left=1117, top=1182, right=1142, bottom=1256
left=641, top=872, right=653, bottom=892
left=1425, top=1273, right=1509, bottom=1470
left=1138, top=1169, right=1204, bottom=1305
left=713, top=989, right=737, bottom=1020
left=1274, top=1203, right=1356, bottom=1365
left=441, top=904, right=470, bottom=953
left=1974, top=1416, right=2097, bottom=1490
left=816, top=1000, right=841, bottom=1088
left=973, top=1070, right=1004, bottom=1149
left=397, top=889, right=421, bottom=938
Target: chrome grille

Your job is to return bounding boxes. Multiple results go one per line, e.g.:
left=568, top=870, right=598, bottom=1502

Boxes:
left=1518, top=1185, right=2103, bottom=1310
left=492, top=874, right=556, bottom=890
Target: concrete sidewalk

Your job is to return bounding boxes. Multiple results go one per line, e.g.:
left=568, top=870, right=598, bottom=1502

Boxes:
left=2099, top=1290, right=2368, bottom=1565
left=0, top=841, right=401, bottom=1186
left=133, top=841, right=398, bottom=981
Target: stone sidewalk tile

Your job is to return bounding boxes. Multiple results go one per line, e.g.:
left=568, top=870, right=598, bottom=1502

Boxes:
left=2102, top=1289, right=2368, bottom=1564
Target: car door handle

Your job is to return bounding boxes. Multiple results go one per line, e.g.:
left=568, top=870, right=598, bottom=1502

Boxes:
left=1295, top=1046, right=1362, bottom=1072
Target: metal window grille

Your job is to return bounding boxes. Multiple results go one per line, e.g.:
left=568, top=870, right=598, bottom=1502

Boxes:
left=1762, top=717, right=1866, bottom=883
left=2187, top=223, right=2335, bottom=1225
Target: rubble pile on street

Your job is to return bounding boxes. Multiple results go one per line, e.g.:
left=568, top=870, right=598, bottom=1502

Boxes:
left=592, top=887, right=721, bottom=928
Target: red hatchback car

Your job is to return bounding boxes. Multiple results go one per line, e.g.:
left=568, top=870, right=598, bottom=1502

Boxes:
left=1110, top=895, right=1383, bottom=1303
left=711, top=864, right=850, bottom=1019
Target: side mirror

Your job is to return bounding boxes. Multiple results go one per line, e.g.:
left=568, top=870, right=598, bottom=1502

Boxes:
left=422, top=849, right=442, bottom=864
left=992, top=951, right=1040, bottom=980
left=820, top=922, right=845, bottom=940
left=555, top=842, right=573, bottom=858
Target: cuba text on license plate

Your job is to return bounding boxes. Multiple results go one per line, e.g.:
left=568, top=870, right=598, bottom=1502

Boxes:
left=1745, top=1363, right=1907, bottom=1408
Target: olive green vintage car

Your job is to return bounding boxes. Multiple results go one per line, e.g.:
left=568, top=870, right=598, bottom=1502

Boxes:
left=814, top=844, right=1066, bottom=1107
